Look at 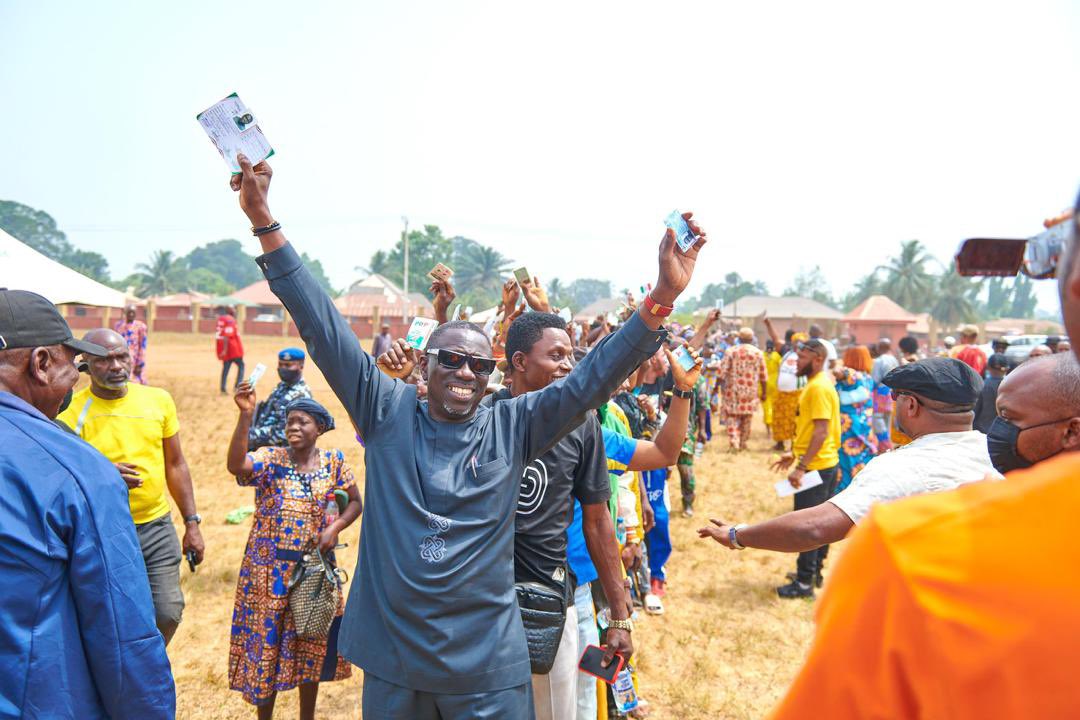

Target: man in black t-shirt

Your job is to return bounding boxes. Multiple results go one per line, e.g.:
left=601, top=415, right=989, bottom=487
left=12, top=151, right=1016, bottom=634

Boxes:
left=490, top=312, right=633, bottom=720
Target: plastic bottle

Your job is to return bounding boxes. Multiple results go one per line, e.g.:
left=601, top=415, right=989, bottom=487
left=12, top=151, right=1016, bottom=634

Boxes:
left=612, top=665, right=639, bottom=713
left=695, top=440, right=705, bottom=457
left=615, top=517, right=626, bottom=545
left=324, top=497, right=339, bottom=527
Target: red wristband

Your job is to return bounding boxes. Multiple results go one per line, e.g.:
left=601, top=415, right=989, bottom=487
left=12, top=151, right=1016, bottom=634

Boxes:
left=643, top=294, right=674, bottom=317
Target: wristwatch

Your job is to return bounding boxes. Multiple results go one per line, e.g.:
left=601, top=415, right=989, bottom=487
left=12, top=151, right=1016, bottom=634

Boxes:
left=184, top=513, right=202, bottom=525
left=607, top=617, right=634, bottom=633
left=672, top=386, right=693, bottom=399
left=729, top=523, right=748, bottom=550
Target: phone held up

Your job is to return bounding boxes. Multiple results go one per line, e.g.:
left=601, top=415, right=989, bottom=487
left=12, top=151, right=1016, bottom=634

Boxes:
left=578, top=644, right=626, bottom=685
left=186, top=550, right=198, bottom=573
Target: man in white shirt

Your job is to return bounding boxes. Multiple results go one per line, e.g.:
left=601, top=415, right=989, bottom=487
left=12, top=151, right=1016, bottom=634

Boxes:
left=699, top=358, right=998, bottom=553
left=808, top=323, right=837, bottom=365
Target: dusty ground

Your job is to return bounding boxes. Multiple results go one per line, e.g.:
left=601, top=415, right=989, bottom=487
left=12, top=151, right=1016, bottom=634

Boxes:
left=129, top=332, right=829, bottom=719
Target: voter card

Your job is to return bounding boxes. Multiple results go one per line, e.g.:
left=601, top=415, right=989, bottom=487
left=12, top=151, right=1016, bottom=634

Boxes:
left=247, top=362, right=267, bottom=387
left=428, top=263, right=454, bottom=282
left=774, top=470, right=824, bottom=498
left=664, top=210, right=697, bottom=253
left=558, top=307, right=573, bottom=324
left=673, top=345, right=696, bottom=372
left=513, top=267, right=531, bottom=285
left=405, top=317, right=439, bottom=351
left=196, top=93, right=275, bottom=173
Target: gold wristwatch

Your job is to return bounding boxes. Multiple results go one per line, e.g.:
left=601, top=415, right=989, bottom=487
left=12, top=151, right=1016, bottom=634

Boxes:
left=608, top=618, right=634, bottom=633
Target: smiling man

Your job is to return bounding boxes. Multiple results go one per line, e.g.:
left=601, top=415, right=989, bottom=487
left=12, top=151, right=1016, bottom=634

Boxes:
left=226, top=153, right=706, bottom=719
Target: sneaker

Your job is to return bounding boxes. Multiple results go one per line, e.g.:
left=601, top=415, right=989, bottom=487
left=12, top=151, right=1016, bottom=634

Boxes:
left=644, top=593, right=664, bottom=615
left=681, top=507, right=694, bottom=519
left=650, top=577, right=666, bottom=598
left=776, top=580, right=815, bottom=599
left=786, top=571, right=824, bottom=589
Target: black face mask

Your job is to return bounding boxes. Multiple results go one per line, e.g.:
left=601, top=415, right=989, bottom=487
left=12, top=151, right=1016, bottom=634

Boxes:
left=278, top=368, right=301, bottom=384
left=986, top=415, right=1065, bottom=474
left=57, top=388, right=74, bottom=414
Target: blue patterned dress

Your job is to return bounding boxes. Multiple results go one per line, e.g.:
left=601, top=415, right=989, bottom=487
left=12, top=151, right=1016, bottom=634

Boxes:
left=836, top=369, right=877, bottom=492
left=228, top=447, right=354, bottom=705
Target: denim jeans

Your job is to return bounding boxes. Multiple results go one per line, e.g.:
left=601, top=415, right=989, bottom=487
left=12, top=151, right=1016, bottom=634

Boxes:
left=220, top=357, right=245, bottom=393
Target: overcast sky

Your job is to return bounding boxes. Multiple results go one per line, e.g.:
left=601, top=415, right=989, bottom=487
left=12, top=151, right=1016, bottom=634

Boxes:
left=3, top=1, right=1078, bottom=313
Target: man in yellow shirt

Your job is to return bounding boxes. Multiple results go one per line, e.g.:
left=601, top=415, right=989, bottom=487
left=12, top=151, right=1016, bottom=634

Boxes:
left=768, top=338, right=840, bottom=598
left=59, top=328, right=204, bottom=644
left=771, top=204, right=1080, bottom=718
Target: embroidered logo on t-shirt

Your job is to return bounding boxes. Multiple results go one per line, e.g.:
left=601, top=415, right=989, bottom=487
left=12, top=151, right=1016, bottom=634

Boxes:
left=419, top=512, right=452, bottom=563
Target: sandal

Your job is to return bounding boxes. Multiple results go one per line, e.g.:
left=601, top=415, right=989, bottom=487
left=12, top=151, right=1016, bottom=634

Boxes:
left=644, top=593, right=664, bottom=615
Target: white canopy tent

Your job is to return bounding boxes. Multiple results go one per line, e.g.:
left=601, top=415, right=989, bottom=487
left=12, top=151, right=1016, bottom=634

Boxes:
left=0, top=227, right=130, bottom=307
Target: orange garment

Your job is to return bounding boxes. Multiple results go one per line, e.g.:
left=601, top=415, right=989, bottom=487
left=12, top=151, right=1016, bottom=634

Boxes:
left=771, top=453, right=1080, bottom=720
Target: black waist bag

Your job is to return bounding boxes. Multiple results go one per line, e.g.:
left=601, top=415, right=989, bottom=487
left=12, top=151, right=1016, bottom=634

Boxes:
left=516, top=579, right=569, bottom=674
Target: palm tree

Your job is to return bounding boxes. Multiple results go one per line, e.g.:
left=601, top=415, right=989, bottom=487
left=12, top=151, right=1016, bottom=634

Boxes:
left=930, top=269, right=978, bottom=328
left=135, top=250, right=179, bottom=297
left=547, top=277, right=569, bottom=309
left=878, top=240, right=934, bottom=312
left=455, top=242, right=513, bottom=304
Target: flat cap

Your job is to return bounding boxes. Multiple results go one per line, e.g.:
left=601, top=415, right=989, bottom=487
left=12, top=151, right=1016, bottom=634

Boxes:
left=883, top=357, right=982, bottom=407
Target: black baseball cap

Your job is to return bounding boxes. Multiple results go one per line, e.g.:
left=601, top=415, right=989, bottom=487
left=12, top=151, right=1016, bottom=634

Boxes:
left=988, top=353, right=1010, bottom=370
left=883, top=357, right=982, bottom=408
left=0, top=289, right=107, bottom=355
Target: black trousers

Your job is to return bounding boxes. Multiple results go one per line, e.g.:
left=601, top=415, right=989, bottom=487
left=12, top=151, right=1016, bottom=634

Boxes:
left=793, top=464, right=839, bottom=585
left=220, top=357, right=245, bottom=392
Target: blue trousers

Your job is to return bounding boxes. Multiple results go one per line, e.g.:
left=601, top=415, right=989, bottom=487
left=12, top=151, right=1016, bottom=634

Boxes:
left=643, top=469, right=672, bottom=581
left=362, top=672, right=534, bottom=719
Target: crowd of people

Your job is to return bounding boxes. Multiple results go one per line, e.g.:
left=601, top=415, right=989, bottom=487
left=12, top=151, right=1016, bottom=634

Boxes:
left=3, top=150, right=1080, bottom=720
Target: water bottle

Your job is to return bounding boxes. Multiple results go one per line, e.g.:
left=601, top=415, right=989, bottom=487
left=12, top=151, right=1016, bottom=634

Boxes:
left=615, top=517, right=626, bottom=545
left=695, top=440, right=705, bottom=457
left=324, top=497, right=339, bottom=527
left=612, top=665, right=639, bottom=713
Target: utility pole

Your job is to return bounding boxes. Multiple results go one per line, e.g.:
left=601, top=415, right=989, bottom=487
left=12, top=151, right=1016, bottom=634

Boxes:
left=402, top=216, right=410, bottom=297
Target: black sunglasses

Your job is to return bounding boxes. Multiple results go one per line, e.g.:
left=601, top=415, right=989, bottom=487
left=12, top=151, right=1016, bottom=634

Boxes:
left=426, top=349, right=496, bottom=376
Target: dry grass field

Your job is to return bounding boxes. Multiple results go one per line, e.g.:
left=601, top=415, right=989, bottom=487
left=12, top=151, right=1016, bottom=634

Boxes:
left=126, top=332, right=834, bottom=719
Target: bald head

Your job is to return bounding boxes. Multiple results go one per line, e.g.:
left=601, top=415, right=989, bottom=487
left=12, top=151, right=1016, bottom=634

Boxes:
left=82, top=329, right=132, bottom=395
left=999, top=353, right=1080, bottom=422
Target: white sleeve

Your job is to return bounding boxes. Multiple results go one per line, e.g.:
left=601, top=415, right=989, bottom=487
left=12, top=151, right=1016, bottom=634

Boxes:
left=828, top=457, right=915, bottom=524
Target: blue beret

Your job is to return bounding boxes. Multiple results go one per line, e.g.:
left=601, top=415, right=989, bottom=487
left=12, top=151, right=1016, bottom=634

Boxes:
left=278, top=347, right=306, bottom=361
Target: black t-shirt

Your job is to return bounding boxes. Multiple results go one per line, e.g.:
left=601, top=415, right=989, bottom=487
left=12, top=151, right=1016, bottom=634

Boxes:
left=488, top=388, right=611, bottom=590
left=973, top=375, right=1002, bottom=434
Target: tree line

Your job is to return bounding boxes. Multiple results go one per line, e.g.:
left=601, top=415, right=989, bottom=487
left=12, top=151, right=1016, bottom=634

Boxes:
left=0, top=198, right=1049, bottom=323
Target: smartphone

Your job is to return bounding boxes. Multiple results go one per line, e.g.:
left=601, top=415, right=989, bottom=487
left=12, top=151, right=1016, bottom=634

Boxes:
left=578, top=645, right=625, bottom=685
left=248, top=362, right=267, bottom=387
left=513, top=267, right=531, bottom=285
left=186, top=550, right=197, bottom=573
left=664, top=210, right=698, bottom=253
left=673, top=345, right=696, bottom=372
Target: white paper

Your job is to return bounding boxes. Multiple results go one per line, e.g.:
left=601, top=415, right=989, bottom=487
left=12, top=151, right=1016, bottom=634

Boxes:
left=247, top=362, right=267, bottom=387
left=197, top=93, right=274, bottom=173
left=405, top=317, right=439, bottom=351
left=774, top=470, right=823, bottom=498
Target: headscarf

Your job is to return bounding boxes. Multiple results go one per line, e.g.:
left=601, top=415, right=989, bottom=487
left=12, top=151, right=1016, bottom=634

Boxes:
left=286, top=398, right=335, bottom=433
left=843, top=345, right=873, bottom=373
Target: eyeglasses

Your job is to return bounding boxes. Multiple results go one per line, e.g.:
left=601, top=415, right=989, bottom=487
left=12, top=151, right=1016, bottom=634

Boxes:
left=426, top=349, right=497, bottom=376
left=891, top=389, right=920, bottom=404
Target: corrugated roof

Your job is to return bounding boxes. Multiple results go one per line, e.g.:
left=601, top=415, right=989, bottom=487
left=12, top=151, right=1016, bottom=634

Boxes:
left=845, top=295, right=917, bottom=322
left=719, top=295, right=844, bottom=320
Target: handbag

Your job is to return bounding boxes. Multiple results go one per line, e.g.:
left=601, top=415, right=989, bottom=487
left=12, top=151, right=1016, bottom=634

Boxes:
left=516, top=576, right=571, bottom=674
left=287, top=545, right=346, bottom=640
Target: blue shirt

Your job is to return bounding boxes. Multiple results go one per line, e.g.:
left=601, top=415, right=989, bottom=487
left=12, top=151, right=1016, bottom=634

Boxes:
left=0, top=392, right=174, bottom=719
left=566, top=428, right=639, bottom=585
left=256, top=242, right=665, bottom=694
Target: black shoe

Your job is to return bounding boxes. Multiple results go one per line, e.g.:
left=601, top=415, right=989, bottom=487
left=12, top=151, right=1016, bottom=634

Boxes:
left=776, top=580, right=815, bottom=599
left=786, top=571, right=824, bottom=588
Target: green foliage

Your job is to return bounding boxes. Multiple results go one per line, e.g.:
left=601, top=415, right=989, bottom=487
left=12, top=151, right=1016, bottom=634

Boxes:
left=683, top=272, right=769, bottom=311
left=840, top=272, right=884, bottom=312
left=0, top=199, right=111, bottom=283
left=134, top=250, right=183, bottom=297
left=783, top=266, right=837, bottom=308
left=299, top=252, right=336, bottom=295
left=452, top=237, right=514, bottom=309
left=930, top=269, right=979, bottom=326
left=877, top=240, right=935, bottom=312
left=185, top=267, right=235, bottom=295
left=1010, top=275, right=1038, bottom=318
left=565, top=278, right=612, bottom=309
left=184, top=239, right=261, bottom=290
left=370, top=225, right=453, bottom=295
